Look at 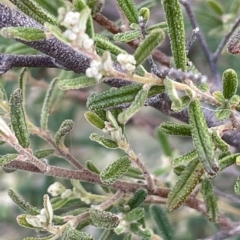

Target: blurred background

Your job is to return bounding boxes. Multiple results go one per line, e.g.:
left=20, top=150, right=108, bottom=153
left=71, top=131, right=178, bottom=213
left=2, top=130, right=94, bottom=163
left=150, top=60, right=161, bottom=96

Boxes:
left=1, top=0, right=240, bottom=239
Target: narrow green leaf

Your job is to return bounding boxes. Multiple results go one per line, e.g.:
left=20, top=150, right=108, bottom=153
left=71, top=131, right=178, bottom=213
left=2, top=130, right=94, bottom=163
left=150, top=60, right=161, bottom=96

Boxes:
left=95, top=35, right=126, bottom=55
left=18, top=68, right=28, bottom=108
left=118, top=84, right=150, bottom=124
left=10, top=89, right=30, bottom=148
left=10, top=0, right=59, bottom=26
left=1, top=27, right=46, bottom=42
left=207, top=0, right=224, bottom=15
left=215, top=107, right=231, bottom=121
left=86, top=160, right=100, bottom=174
left=116, top=0, right=139, bottom=23
left=157, top=131, right=172, bottom=157
left=172, top=149, right=198, bottom=167
left=90, top=133, right=118, bottom=149
left=150, top=205, right=175, bottom=240
left=23, top=235, right=55, bottom=240
left=127, top=188, right=148, bottom=210
left=167, top=159, right=204, bottom=211
left=147, top=22, right=169, bottom=34
left=162, top=0, right=187, bottom=71
left=234, top=176, right=240, bottom=195
left=90, top=209, right=120, bottom=228
left=189, top=100, right=219, bottom=176
left=229, top=95, right=240, bottom=106
left=33, top=149, right=55, bottom=159
left=211, top=131, right=229, bottom=153
left=0, top=154, right=18, bottom=166
left=219, top=153, right=240, bottom=170
left=197, top=83, right=209, bottom=92
left=125, top=207, right=144, bottom=222
left=58, top=76, right=97, bottom=90
left=62, top=226, right=94, bottom=240
left=87, top=84, right=164, bottom=111
left=84, top=111, right=105, bottom=130
left=134, top=29, right=165, bottom=66
left=164, top=78, right=182, bottom=111
left=212, top=91, right=225, bottom=104
left=138, top=7, right=150, bottom=24
left=54, top=120, right=74, bottom=146
left=40, top=78, right=58, bottom=130
left=17, top=214, right=42, bottom=229
left=222, top=69, right=238, bottom=99
left=159, top=122, right=192, bottom=137
left=201, top=179, right=219, bottom=222
left=51, top=198, right=69, bottom=210
left=100, top=156, right=131, bottom=184
left=44, top=22, right=69, bottom=44
left=113, top=30, right=141, bottom=42
left=8, top=188, right=39, bottom=215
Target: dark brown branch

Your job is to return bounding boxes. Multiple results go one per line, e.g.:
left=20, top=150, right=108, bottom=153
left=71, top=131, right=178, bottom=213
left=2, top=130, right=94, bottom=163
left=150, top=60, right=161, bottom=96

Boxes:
left=93, top=13, right=170, bottom=67
left=1, top=159, right=234, bottom=230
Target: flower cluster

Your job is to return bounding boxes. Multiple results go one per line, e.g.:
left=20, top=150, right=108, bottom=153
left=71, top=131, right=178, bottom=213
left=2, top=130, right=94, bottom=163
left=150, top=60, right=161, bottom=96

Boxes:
left=86, top=52, right=113, bottom=81
left=60, top=10, right=94, bottom=50
left=117, top=53, right=136, bottom=74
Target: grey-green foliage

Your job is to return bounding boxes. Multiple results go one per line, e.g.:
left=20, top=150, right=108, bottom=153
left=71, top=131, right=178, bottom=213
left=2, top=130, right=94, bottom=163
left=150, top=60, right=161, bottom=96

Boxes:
left=2, top=0, right=240, bottom=240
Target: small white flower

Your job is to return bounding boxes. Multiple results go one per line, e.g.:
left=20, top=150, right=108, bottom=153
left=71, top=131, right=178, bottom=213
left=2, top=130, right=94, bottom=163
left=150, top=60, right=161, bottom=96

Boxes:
left=47, top=182, right=66, bottom=197
left=64, top=11, right=81, bottom=26
left=83, top=38, right=94, bottom=49
left=86, top=68, right=94, bottom=78
left=125, top=63, right=135, bottom=72
left=63, top=29, right=77, bottom=41
left=117, top=53, right=136, bottom=73
left=117, top=53, right=126, bottom=64
left=72, top=25, right=80, bottom=34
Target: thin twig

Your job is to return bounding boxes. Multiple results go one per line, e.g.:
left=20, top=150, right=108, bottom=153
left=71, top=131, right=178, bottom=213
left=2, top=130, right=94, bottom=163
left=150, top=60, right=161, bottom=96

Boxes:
left=213, top=16, right=240, bottom=62
left=214, top=188, right=240, bottom=205
left=179, top=0, right=217, bottom=77
left=93, top=13, right=170, bottom=66
left=230, top=112, right=240, bottom=129
left=41, top=131, right=84, bottom=170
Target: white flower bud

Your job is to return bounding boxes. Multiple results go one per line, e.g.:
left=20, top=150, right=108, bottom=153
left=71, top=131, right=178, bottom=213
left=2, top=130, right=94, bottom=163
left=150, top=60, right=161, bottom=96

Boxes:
left=61, top=189, right=73, bottom=199
left=117, top=53, right=126, bottom=64
left=64, top=11, right=81, bottom=26
left=83, top=38, right=94, bottom=49
left=47, top=182, right=66, bottom=197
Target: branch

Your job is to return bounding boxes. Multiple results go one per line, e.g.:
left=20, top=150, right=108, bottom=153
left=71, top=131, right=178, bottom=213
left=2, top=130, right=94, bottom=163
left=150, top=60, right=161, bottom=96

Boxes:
left=199, top=224, right=240, bottom=240
left=0, top=3, right=91, bottom=74
left=179, top=0, right=221, bottom=88
left=1, top=3, right=240, bottom=151
left=213, top=16, right=240, bottom=61
left=1, top=159, right=233, bottom=229
left=93, top=13, right=170, bottom=67
left=0, top=54, right=64, bottom=74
